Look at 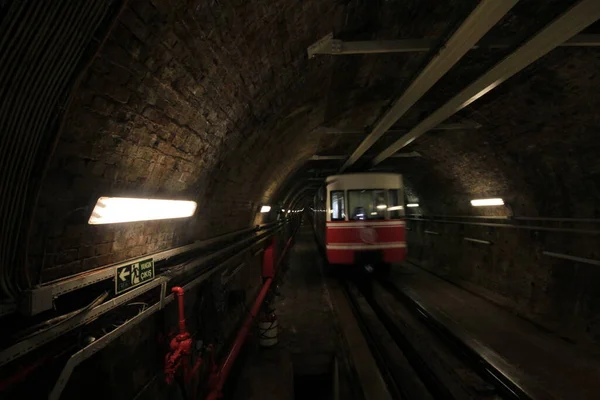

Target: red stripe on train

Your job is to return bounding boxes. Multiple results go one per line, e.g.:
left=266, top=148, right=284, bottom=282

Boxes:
left=326, top=225, right=405, bottom=244
left=327, top=247, right=406, bottom=264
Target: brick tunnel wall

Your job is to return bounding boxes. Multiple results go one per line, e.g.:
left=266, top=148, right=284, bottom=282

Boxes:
left=403, top=47, right=600, bottom=350
left=28, top=0, right=335, bottom=284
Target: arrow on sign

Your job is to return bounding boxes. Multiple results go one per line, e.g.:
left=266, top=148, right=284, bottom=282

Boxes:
left=119, top=268, right=130, bottom=282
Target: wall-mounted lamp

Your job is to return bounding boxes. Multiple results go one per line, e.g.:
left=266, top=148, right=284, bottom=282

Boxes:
left=88, top=197, right=197, bottom=225
left=260, top=205, right=271, bottom=213
left=388, top=206, right=404, bottom=211
left=470, top=198, right=504, bottom=207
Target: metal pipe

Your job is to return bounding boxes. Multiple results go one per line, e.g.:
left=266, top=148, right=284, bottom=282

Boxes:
left=205, top=277, right=273, bottom=400
left=542, top=251, right=600, bottom=266
left=45, top=223, right=296, bottom=400
left=406, top=218, right=600, bottom=235
left=464, top=237, right=492, bottom=245
left=409, top=214, right=600, bottom=223
left=172, top=287, right=186, bottom=334
left=205, top=231, right=298, bottom=400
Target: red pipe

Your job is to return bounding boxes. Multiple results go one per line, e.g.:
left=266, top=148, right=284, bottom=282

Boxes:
left=205, top=227, right=299, bottom=400
left=206, top=277, right=273, bottom=400
left=172, top=286, right=186, bottom=334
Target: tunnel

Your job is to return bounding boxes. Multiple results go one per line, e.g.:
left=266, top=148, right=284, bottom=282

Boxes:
left=1, top=0, right=600, bottom=399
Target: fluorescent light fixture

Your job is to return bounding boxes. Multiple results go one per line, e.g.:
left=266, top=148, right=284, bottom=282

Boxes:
left=376, top=204, right=387, bottom=210
left=260, top=205, right=271, bottom=213
left=406, top=203, right=419, bottom=208
left=356, top=213, right=364, bottom=217
left=88, top=197, right=197, bottom=225
left=471, top=198, right=504, bottom=207
left=370, top=212, right=378, bottom=216
left=388, top=205, right=404, bottom=211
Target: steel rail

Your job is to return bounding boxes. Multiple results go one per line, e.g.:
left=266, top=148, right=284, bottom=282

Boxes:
left=377, top=279, right=550, bottom=399
left=341, top=281, right=406, bottom=400
left=354, top=279, right=453, bottom=399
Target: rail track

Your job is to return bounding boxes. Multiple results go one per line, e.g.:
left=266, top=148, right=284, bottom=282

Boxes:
left=341, top=271, right=541, bottom=400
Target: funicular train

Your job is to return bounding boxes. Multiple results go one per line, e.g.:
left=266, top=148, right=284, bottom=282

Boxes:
left=312, top=173, right=406, bottom=271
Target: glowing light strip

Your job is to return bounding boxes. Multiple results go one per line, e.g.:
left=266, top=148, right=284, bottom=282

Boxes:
left=88, top=197, right=197, bottom=225
left=471, top=198, right=504, bottom=206
left=406, top=203, right=419, bottom=208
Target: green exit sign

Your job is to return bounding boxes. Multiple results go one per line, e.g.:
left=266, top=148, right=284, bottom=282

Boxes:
left=115, top=258, right=155, bottom=295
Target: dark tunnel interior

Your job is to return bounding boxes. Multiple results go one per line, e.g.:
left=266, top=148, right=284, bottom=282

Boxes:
left=1, top=1, right=600, bottom=399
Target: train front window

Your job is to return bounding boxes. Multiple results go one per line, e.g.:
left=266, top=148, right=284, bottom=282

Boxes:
left=348, top=189, right=387, bottom=220
left=388, top=189, right=404, bottom=219
left=330, top=191, right=345, bottom=221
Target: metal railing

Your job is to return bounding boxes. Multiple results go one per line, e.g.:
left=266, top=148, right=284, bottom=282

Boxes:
left=0, top=218, right=296, bottom=371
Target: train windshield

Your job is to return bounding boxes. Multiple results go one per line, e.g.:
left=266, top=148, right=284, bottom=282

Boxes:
left=348, top=189, right=404, bottom=220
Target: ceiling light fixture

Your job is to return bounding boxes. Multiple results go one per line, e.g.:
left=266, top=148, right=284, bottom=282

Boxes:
left=406, top=203, right=419, bottom=208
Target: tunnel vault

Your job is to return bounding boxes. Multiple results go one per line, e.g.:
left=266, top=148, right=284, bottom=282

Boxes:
left=2, top=1, right=600, bottom=395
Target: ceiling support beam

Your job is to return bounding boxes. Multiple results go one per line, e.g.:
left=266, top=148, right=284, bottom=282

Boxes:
left=339, top=0, right=518, bottom=172
left=311, top=151, right=421, bottom=161
left=308, top=33, right=600, bottom=58
left=373, top=0, right=600, bottom=165
left=315, top=120, right=482, bottom=135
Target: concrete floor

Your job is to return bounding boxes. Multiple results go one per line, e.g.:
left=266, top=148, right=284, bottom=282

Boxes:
left=229, top=221, right=360, bottom=400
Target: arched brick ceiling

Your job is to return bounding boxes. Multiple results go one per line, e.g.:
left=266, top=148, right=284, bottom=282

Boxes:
left=0, top=0, right=598, bottom=293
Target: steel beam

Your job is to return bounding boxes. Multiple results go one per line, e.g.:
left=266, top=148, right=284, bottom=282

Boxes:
left=311, top=151, right=421, bottom=161
left=339, top=0, right=517, bottom=172
left=373, top=0, right=600, bottom=165
left=308, top=33, right=600, bottom=57
left=315, top=120, right=481, bottom=135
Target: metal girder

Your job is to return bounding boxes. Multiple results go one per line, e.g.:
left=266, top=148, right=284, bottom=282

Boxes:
left=308, top=33, right=600, bottom=57
left=315, top=120, right=482, bottom=135
left=373, top=0, right=600, bottom=165
left=339, top=0, right=517, bottom=172
left=312, top=151, right=421, bottom=161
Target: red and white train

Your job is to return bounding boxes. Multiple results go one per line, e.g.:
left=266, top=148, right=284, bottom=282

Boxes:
left=313, top=173, right=406, bottom=269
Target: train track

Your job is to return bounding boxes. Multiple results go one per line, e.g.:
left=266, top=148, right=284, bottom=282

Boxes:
left=341, top=272, right=539, bottom=400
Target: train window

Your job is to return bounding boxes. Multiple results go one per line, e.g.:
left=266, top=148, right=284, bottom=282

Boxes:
left=330, top=191, right=345, bottom=220
left=388, top=190, right=404, bottom=219
left=348, top=189, right=386, bottom=220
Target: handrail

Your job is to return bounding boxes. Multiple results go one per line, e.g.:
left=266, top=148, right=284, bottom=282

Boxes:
left=405, top=218, right=600, bottom=235
left=407, top=214, right=600, bottom=223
